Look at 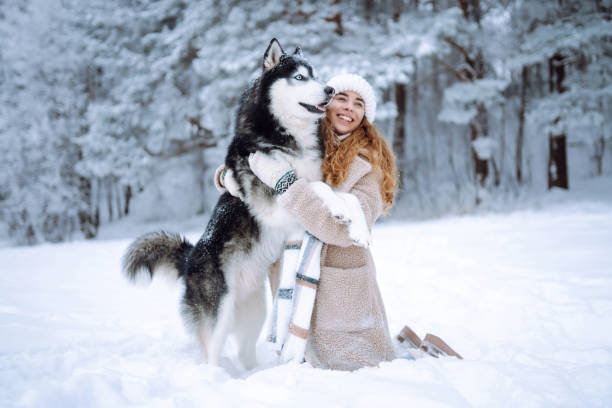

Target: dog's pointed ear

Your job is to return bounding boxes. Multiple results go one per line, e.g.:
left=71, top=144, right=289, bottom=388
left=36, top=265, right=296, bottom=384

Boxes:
left=293, top=46, right=303, bottom=58
left=263, top=38, right=285, bottom=72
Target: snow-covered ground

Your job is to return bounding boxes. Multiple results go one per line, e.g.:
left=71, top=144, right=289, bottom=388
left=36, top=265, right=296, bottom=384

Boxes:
left=2, top=183, right=612, bottom=407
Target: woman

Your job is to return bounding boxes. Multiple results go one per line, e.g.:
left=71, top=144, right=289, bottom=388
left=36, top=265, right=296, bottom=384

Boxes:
left=217, top=74, right=460, bottom=370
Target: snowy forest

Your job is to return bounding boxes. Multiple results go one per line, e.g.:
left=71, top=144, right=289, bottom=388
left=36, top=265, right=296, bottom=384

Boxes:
left=1, top=0, right=610, bottom=245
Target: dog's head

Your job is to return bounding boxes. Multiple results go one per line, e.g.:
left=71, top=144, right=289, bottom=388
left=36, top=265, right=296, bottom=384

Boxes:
left=261, top=39, right=334, bottom=125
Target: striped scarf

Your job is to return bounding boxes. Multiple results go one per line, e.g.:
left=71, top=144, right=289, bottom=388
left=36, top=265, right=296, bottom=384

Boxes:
left=268, top=231, right=323, bottom=364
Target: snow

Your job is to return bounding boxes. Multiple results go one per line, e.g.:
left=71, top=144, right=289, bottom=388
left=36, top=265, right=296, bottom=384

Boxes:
left=438, top=79, right=509, bottom=125
left=2, top=1, right=610, bottom=245
left=2, top=183, right=612, bottom=407
left=471, top=137, right=497, bottom=160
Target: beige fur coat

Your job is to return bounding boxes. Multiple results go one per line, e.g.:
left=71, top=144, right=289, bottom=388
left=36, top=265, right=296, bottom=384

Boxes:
left=271, top=155, right=396, bottom=371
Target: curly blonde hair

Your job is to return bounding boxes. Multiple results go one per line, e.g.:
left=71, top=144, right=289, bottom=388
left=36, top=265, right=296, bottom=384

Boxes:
left=321, top=116, right=397, bottom=211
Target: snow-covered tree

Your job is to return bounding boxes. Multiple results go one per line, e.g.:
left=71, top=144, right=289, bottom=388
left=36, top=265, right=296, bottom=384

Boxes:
left=1, top=0, right=610, bottom=244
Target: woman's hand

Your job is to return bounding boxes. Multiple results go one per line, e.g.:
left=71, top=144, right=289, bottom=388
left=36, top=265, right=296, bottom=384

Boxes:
left=214, top=164, right=243, bottom=199
left=248, top=151, right=296, bottom=194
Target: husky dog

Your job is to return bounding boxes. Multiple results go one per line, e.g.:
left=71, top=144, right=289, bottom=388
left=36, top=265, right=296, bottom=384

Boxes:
left=122, top=39, right=342, bottom=369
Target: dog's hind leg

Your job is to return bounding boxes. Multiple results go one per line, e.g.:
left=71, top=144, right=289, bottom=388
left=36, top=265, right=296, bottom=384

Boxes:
left=234, top=287, right=266, bottom=370
left=207, top=295, right=235, bottom=367
left=196, top=323, right=210, bottom=363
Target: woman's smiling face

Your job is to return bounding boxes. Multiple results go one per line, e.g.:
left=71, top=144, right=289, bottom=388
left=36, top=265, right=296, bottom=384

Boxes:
left=326, top=90, right=365, bottom=134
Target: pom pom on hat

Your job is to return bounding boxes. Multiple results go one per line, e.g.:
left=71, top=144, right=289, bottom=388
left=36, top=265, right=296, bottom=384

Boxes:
left=327, top=74, right=377, bottom=122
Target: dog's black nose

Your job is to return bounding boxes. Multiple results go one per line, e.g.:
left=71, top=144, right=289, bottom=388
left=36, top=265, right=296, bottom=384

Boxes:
left=324, top=86, right=335, bottom=96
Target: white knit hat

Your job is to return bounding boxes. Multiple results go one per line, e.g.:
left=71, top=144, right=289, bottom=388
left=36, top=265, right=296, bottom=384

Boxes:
left=327, top=74, right=377, bottom=122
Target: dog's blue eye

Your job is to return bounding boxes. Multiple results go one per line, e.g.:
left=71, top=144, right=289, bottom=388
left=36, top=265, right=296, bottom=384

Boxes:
left=294, top=74, right=304, bottom=80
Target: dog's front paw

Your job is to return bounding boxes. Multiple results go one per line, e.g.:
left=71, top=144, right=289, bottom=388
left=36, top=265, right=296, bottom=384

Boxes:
left=332, top=212, right=352, bottom=225
left=338, top=193, right=371, bottom=248
left=348, top=222, right=371, bottom=248
left=309, top=181, right=353, bottom=225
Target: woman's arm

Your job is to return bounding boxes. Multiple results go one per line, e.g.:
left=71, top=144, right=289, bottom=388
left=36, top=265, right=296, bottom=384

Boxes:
left=247, top=151, right=383, bottom=247
left=213, top=164, right=242, bottom=198
left=277, top=170, right=383, bottom=247
left=214, top=164, right=228, bottom=193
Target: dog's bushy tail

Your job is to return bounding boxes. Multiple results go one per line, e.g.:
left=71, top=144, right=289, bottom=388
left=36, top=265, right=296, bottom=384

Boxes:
left=122, top=231, right=193, bottom=282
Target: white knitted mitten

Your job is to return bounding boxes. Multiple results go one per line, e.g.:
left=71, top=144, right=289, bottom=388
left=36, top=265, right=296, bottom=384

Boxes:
left=248, top=151, right=296, bottom=194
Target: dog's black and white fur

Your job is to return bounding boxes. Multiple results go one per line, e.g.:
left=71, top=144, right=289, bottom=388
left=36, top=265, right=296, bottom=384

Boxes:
left=122, top=39, right=343, bottom=369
